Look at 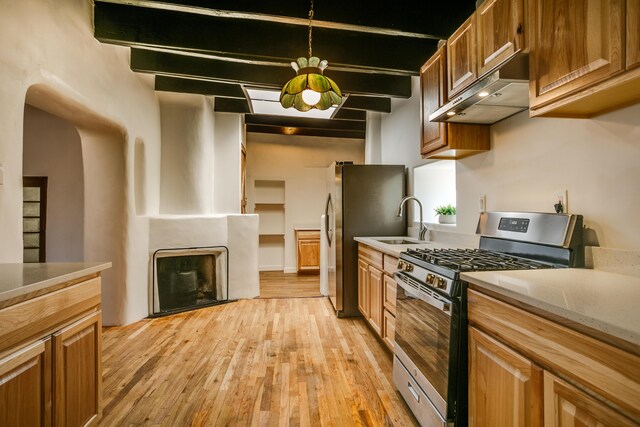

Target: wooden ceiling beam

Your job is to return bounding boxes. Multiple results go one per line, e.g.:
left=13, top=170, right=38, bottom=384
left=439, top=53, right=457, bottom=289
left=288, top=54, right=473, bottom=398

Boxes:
left=94, top=1, right=438, bottom=73
left=214, top=97, right=251, bottom=114
left=155, top=76, right=246, bottom=98
left=342, top=96, right=391, bottom=113
left=130, top=49, right=412, bottom=98
left=246, top=124, right=365, bottom=139
left=245, top=115, right=366, bottom=131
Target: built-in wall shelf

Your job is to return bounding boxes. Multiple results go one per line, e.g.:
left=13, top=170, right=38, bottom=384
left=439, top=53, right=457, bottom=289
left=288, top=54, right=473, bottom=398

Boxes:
left=254, top=179, right=286, bottom=271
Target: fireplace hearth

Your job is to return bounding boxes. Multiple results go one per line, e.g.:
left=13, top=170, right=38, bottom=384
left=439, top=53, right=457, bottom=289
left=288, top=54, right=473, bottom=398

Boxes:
left=151, top=246, right=229, bottom=316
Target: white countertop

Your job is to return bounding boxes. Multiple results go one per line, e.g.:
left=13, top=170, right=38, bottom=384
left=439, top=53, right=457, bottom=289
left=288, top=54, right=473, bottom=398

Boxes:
left=461, top=268, right=640, bottom=353
left=354, top=236, right=463, bottom=257
left=0, top=262, right=112, bottom=304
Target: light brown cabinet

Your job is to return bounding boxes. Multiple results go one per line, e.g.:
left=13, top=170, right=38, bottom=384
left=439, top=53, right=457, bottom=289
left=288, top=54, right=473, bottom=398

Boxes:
left=296, top=230, right=320, bottom=273
left=529, top=0, right=640, bottom=117
left=358, top=244, right=398, bottom=351
left=0, top=273, right=104, bottom=427
left=468, top=326, right=542, bottom=427
left=54, top=312, right=102, bottom=427
left=467, top=288, right=640, bottom=425
left=420, top=47, right=490, bottom=160
left=447, top=13, right=478, bottom=98
left=476, top=0, right=525, bottom=77
left=0, top=339, right=52, bottom=426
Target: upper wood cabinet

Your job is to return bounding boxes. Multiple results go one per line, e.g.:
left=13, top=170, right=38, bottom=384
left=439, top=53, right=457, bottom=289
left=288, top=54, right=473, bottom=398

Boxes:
left=420, top=46, right=448, bottom=156
left=447, top=13, right=478, bottom=98
left=469, top=326, right=542, bottom=427
left=628, top=0, right=640, bottom=70
left=529, top=0, right=626, bottom=112
left=476, top=0, right=525, bottom=77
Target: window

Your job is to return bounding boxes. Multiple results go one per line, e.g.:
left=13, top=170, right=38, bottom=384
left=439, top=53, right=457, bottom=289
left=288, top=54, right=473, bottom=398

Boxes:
left=413, top=161, right=456, bottom=223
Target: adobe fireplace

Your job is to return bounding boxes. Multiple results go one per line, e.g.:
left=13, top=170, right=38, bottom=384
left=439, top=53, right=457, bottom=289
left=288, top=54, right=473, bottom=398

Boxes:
left=151, top=246, right=229, bottom=316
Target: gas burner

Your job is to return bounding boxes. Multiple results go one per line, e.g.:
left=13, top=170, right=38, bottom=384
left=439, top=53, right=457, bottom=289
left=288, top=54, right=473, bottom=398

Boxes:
left=403, top=248, right=552, bottom=273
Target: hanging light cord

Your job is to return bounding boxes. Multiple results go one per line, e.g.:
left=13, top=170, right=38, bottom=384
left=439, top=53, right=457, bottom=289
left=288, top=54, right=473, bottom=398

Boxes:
left=308, top=0, right=314, bottom=58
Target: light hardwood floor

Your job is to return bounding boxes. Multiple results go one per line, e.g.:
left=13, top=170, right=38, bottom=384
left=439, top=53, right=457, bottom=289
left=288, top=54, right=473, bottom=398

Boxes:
left=99, top=297, right=418, bottom=426
left=259, top=271, right=322, bottom=298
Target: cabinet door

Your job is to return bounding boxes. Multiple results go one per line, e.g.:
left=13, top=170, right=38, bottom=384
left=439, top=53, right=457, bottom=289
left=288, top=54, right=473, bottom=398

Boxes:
left=476, top=0, right=525, bottom=76
left=420, top=46, right=448, bottom=155
left=297, top=238, right=320, bottom=271
left=383, top=274, right=397, bottom=315
left=543, top=371, right=637, bottom=427
left=629, top=0, right=640, bottom=70
left=53, top=311, right=101, bottom=427
left=529, top=0, right=624, bottom=109
left=382, top=309, right=395, bottom=351
left=357, top=260, right=369, bottom=318
left=0, top=339, right=52, bottom=426
left=448, top=13, right=478, bottom=98
left=368, top=266, right=383, bottom=335
left=469, top=327, right=543, bottom=427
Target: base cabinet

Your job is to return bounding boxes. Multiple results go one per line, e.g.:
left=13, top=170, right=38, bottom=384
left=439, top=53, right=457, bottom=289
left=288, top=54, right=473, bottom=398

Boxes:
left=54, top=312, right=102, bottom=427
left=0, top=339, right=52, bottom=426
left=296, top=230, right=320, bottom=273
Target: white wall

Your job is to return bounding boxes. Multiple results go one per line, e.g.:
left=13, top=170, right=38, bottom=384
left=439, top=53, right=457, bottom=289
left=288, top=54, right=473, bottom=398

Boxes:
left=246, top=133, right=365, bottom=272
left=159, top=93, right=215, bottom=214
left=23, top=105, right=84, bottom=262
left=214, top=113, right=243, bottom=213
left=379, top=76, right=640, bottom=250
left=365, top=112, right=382, bottom=164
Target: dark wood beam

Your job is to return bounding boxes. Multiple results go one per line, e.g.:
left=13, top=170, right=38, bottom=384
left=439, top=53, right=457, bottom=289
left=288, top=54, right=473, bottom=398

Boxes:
left=94, top=1, right=438, bottom=73
left=246, top=124, right=365, bottom=139
left=332, top=109, right=366, bottom=121
left=155, top=76, right=246, bottom=98
left=245, top=115, right=366, bottom=131
left=130, top=49, right=412, bottom=98
left=96, top=0, right=476, bottom=45
left=343, top=96, right=391, bottom=113
left=214, top=97, right=251, bottom=114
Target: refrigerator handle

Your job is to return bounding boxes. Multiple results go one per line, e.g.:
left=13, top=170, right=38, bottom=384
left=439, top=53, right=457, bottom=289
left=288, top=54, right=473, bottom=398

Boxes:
left=325, top=193, right=333, bottom=246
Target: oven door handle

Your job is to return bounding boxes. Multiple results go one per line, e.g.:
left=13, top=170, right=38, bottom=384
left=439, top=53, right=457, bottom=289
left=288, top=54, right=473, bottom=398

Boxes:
left=395, top=273, right=452, bottom=315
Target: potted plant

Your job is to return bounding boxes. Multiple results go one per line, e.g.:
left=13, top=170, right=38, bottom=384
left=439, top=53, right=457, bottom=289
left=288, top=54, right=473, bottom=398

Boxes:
left=434, top=204, right=456, bottom=224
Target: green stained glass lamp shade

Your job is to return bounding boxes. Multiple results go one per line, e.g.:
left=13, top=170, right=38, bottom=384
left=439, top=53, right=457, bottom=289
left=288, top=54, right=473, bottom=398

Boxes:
left=279, top=57, right=343, bottom=112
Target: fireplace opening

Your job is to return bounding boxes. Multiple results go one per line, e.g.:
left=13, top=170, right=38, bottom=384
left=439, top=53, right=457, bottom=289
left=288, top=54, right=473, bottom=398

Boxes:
left=151, top=246, right=229, bottom=316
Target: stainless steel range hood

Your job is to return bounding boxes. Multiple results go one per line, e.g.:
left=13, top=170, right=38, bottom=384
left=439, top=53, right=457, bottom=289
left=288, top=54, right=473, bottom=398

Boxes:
left=430, top=54, right=529, bottom=125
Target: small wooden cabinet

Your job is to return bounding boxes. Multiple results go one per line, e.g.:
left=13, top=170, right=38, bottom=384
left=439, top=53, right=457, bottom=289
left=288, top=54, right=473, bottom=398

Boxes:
left=358, top=244, right=398, bottom=352
left=447, top=13, right=478, bottom=98
left=295, top=230, right=320, bottom=273
left=420, top=47, right=490, bottom=160
left=476, top=0, right=525, bottom=77
left=628, top=0, right=640, bottom=70
left=467, top=288, right=640, bottom=426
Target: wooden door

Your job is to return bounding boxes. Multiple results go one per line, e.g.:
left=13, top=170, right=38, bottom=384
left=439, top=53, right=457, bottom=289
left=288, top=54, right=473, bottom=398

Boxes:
left=382, top=309, right=395, bottom=351
left=476, top=0, right=525, bottom=76
left=357, top=260, right=369, bottom=318
left=368, top=266, right=383, bottom=335
left=0, top=339, right=52, bottom=426
left=468, top=326, right=543, bottom=427
left=628, top=0, right=640, bottom=70
left=529, top=0, right=624, bottom=109
left=543, top=370, right=637, bottom=427
left=53, top=312, right=102, bottom=427
left=447, top=13, right=478, bottom=98
left=420, top=46, right=448, bottom=156
left=383, top=274, right=397, bottom=315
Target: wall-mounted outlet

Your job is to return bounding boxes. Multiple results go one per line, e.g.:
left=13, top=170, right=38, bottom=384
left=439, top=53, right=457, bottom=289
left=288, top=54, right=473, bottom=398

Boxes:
left=554, top=190, right=568, bottom=213
left=479, top=194, right=486, bottom=212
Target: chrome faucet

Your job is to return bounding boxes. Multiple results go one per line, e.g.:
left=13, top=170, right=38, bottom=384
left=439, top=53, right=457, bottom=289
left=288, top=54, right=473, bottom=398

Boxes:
left=396, top=196, right=428, bottom=241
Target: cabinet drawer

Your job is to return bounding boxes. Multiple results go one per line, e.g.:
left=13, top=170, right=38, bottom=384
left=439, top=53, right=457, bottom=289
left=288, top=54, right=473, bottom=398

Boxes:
left=468, top=289, right=640, bottom=421
left=0, top=277, right=101, bottom=355
left=358, top=244, right=383, bottom=270
left=383, top=254, right=399, bottom=276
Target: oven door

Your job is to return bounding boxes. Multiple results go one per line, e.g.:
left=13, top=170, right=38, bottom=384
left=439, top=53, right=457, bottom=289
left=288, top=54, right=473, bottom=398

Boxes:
left=394, top=271, right=460, bottom=423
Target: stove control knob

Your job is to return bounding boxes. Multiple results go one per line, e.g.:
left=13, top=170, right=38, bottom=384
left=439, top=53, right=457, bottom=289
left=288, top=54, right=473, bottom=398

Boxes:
left=435, top=278, right=447, bottom=289
left=404, top=262, right=413, bottom=272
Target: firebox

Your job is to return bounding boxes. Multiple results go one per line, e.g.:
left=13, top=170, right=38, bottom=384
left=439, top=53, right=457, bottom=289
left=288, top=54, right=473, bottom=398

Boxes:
left=151, top=246, right=229, bottom=316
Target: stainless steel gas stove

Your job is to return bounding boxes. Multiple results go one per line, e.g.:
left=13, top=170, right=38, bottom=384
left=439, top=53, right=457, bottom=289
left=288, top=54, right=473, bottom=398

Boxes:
left=392, top=212, right=584, bottom=427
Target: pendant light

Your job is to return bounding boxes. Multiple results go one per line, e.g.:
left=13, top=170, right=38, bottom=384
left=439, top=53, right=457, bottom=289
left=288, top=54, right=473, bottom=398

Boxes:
left=279, top=0, right=342, bottom=112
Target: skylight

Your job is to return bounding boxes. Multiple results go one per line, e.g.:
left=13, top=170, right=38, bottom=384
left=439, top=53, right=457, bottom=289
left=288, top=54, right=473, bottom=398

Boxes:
left=245, top=88, right=339, bottom=119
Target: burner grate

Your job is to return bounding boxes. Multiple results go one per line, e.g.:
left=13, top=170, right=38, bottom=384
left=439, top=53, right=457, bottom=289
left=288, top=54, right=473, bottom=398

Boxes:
left=404, top=248, right=553, bottom=272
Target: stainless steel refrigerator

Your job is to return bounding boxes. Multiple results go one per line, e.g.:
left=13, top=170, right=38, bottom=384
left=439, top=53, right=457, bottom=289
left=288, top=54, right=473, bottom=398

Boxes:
left=324, top=162, right=406, bottom=317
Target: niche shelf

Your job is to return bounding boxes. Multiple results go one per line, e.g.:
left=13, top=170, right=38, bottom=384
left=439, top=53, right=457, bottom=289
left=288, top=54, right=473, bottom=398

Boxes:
left=254, top=179, right=286, bottom=271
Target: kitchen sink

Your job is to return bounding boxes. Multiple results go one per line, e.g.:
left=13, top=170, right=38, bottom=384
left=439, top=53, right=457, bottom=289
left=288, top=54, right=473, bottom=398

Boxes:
left=372, top=238, right=428, bottom=245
